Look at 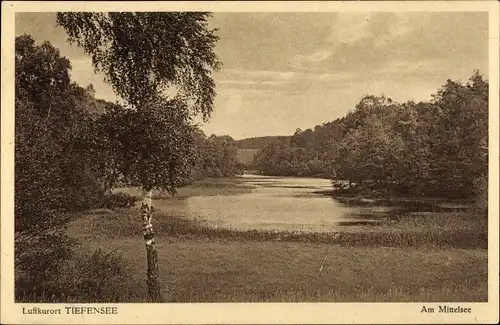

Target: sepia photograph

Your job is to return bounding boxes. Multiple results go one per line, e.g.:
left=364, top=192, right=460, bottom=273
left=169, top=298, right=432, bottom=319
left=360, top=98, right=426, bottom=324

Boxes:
left=1, top=1, right=499, bottom=324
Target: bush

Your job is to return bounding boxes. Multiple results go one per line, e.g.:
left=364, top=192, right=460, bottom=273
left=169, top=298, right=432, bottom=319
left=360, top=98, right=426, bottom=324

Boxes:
left=100, top=192, right=138, bottom=209
left=473, top=175, right=488, bottom=214
left=15, top=36, right=117, bottom=302
left=15, top=230, right=75, bottom=301
left=16, top=248, right=145, bottom=302
left=63, top=249, right=143, bottom=302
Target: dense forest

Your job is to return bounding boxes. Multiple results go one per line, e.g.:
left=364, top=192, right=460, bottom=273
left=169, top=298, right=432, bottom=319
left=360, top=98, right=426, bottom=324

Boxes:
left=193, top=131, right=244, bottom=178
left=253, top=72, right=488, bottom=202
left=236, top=136, right=291, bottom=149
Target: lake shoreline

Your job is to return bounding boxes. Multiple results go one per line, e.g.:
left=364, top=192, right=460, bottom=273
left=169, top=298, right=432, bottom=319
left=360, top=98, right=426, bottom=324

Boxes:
left=25, top=177, right=485, bottom=303
left=42, top=205, right=487, bottom=303
left=107, top=177, right=486, bottom=249
left=314, top=189, right=477, bottom=210
left=242, top=174, right=478, bottom=206
left=70, top=204, right=488, bottom=250
left=18, top=189, right=487, bottom=303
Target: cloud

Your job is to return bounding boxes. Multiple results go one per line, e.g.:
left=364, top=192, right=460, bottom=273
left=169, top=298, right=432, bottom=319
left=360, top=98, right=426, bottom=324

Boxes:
left=327, top=13, right=374, bottom=44
left=218, top=80, right=261, bottom=86
left=215, top=68, right=357, bottom=99
left=377, top=59, right=439, bottom=73
left=220, top=69, right=295, bottom=81
left=15, top=12, right=489, bottom=140
left=218, top=79, right=287, bottom=87
left=294, top=50, right=333, bottom=65
left=223, top=94, right=244, bottom=115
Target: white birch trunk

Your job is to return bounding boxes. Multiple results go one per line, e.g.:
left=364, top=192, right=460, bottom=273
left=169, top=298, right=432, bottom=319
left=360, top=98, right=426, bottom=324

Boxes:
left=141, top=188, right=162, bottom=301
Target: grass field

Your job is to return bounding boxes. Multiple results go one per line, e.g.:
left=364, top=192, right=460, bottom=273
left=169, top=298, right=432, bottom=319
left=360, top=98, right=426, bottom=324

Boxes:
left=71, top=235, right=487, bottom=302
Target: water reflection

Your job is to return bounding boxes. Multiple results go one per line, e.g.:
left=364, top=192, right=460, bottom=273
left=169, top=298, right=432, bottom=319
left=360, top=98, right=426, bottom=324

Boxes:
left=153, top=175, right=387, bottom=233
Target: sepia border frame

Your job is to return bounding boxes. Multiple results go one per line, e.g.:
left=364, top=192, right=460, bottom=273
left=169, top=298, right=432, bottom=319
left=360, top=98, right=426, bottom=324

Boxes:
left=2, top=1, right=499, bottom=324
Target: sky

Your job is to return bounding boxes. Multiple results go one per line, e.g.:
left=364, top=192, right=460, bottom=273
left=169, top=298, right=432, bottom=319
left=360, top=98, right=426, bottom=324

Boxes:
left=15, top=12, right=489, bottom=140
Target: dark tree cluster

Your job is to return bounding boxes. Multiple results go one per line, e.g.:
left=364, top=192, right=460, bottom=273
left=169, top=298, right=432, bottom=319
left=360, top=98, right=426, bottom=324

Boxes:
left=235, top=136, right=291, bottom=149
left=193, top=131, right=243, bottom=179
left=253, top=72, right=488, bottom=203
left=14, top=34, right=238, bottom=300
left=17, top=11, right=227, bottom=303
left=15, top=34, right=109, bottom=299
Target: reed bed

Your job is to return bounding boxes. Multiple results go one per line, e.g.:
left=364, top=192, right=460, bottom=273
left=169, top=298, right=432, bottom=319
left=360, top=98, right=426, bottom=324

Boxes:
left=71, top=208, right=487, bottom=249
left=21, top=205, right=488, bottom=303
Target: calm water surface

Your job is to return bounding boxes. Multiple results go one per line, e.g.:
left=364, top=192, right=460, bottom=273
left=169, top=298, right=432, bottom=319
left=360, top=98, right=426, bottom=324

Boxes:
left=154, top=175, right=392, bottom=233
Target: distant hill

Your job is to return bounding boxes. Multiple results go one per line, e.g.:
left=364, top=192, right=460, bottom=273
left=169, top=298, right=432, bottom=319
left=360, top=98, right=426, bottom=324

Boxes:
left=236, top=149, right=260, bottom=165
left=235, top=136, right=291, bottom=149
left=235, top=136, right=291, bottom=166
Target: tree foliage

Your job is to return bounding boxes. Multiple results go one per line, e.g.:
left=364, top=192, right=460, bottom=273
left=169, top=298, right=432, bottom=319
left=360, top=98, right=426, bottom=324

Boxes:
left=15, top=32, right=234, bottom=300
left=56, top=12, right=222, bottom=194
left=235, top=136, right=291, bottom=149
left=253, top=72, right=489, bottom=202
left=193, top=131, right=243, bottom=178
left=56, top=12, right=221, bottom=116
left=93, top=98, right=198, bottom=194
left=15, top=35, right=110, bottom=299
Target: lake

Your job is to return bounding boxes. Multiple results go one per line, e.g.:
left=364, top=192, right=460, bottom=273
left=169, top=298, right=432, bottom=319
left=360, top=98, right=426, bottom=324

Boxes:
left=151, top=174, right=393, bottom=233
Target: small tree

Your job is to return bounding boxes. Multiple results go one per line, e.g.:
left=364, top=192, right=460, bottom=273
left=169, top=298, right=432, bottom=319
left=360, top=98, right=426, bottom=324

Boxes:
left=56, top=12, right=221, bottom=301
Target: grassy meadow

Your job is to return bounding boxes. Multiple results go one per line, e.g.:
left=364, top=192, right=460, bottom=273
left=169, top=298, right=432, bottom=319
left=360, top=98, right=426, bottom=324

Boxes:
left=46, top=179, right=489, bottom=303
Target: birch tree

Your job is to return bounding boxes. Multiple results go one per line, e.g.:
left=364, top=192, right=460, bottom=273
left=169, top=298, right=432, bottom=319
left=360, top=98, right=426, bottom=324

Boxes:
left=56, top=12, right=221, bottom=301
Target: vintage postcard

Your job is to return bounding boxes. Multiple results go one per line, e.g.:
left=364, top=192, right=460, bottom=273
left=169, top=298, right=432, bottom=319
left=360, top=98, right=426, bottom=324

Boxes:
left=1, top=1, right=499, bottom=324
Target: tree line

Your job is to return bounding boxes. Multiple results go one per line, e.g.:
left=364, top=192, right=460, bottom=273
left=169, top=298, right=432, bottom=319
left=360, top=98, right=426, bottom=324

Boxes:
left=235, top=136, right=291, bottom=149
left=15, top=33, right=240, bottom=299
left=253, top=72, right=488, bottom=202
